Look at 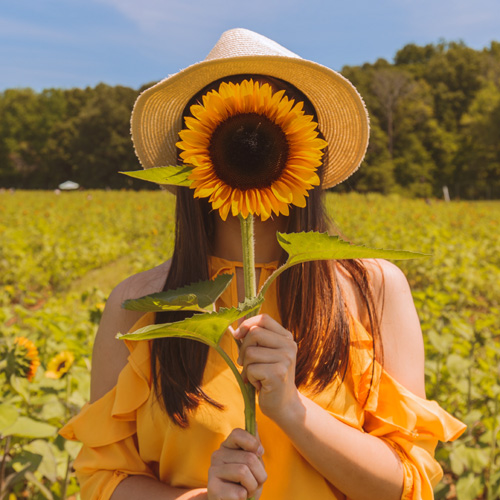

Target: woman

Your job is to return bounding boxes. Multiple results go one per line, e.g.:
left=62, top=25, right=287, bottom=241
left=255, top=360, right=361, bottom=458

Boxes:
left=61, top=28, right=465, bottom=500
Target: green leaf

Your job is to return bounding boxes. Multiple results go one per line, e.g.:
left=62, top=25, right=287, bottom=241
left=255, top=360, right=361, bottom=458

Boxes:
left=23, top=439, right=57, bottom=483
left=122, top=274, right=233, bottom=312
left=117, top=297, right=263, bottom=347
left=24, top=440, right=58, bottom=483
left=39, top=400, right=66, bottom=421
left=446, top=353, right=472, bottom=377
left=433, top=481, right=450, bottom=500
left=120, top=165, right=193, bottom=187
left=426, top=329, right=452, bottom=354
left=450, top=443, right=490, bottom=475
left=10, top=374, right=30, bottom=402
left=455, top=472, right=484, bottom=500
left=4, top=461, right=40, bottom=492
left=277, top=231, right=428, bottom=265
left=259, top=231, right=428, bottom=299
left=0, top=404, right=18, bottom=432
left=3, top=416, right=57, bottom=438
left=463, top=409, right=482, bottom=428
left=24, top=470, right=55, bottom=500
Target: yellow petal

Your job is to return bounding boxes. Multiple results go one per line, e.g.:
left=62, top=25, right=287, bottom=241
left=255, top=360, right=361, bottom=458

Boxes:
left=178, top=129, right=210, bottom=148
left=219, top=201, right=231, bottom=221
left=271, top=181, right=294, bottom=203
left=231, top=190, right=243, bottom=217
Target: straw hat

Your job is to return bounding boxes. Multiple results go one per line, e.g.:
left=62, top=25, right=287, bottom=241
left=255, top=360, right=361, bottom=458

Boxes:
left=131, top=28, right=370, bottom=189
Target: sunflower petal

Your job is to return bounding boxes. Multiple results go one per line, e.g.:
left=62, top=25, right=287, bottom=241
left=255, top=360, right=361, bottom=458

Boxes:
left=219, top=201, right=231, bottom=221
left=271, top=181, right=294, bottom=203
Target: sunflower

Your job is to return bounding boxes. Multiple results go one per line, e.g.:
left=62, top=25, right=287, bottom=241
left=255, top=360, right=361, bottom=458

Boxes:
left=45, top=351, right=75, bottom=379
left=13, top=337, right=40, bottom=382
left=177, top=79, right=327, bottom=221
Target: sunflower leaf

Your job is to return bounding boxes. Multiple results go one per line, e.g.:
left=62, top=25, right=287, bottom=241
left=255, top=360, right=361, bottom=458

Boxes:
left=2, top=416, right=57, bottom=438
left=0, top=404, right=19, bottom=432
left=122, top=274, right=234, bottom=312
left=277, top=231, right=429, bottom=265
left=119, top=165, right=193, bottom=187
left=258, top=231, right=429, bottom=300
left=117, top=296, right=263, bottom=346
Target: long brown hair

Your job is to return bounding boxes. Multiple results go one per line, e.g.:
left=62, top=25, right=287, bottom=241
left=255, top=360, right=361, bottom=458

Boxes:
left=152, top=76, right=382, bottom=426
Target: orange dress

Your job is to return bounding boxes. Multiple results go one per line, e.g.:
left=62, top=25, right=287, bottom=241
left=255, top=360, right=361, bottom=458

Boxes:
left=60, top=257, right=466, bottom=500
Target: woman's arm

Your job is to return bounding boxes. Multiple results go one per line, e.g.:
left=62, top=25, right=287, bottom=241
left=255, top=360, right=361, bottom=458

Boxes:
left=90, top=261, right=171, bottom=402
left=111, top=478, right=207, bottom=500
left=235, top=259, right=426, bottom=500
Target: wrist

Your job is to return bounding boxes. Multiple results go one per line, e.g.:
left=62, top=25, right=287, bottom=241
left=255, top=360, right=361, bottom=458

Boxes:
left=265, top=390, right=305, bottom=429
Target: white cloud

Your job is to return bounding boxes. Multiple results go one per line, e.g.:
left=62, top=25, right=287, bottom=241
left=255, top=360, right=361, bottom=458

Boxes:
left=91, top=0, right=301, bottom=37
left=93, top=0, right=225, bottom=33
left=399, top=0, right=500, bottom=45
left=0, top=16, right=71, bottom=42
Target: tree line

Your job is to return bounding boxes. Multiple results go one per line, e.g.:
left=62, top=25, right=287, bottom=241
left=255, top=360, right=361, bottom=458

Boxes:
left=1, top=40, right=499, bottom=198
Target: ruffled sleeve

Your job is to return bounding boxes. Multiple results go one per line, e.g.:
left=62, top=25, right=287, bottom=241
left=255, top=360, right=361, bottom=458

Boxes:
left=59, top=313, right=156, bottom=500
left=349, top=317, right=466, bottom=500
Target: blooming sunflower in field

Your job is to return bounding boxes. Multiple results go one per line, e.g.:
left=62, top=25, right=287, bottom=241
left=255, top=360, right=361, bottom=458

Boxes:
left=45, top=351, right=75, bottom=379
left=177, top=79, right=327, bottom=221
left=13, top=337, right=40, bottom=382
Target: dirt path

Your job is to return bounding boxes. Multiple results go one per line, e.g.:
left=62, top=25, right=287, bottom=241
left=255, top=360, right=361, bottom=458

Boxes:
left=68, top=256, right=138, bottom=298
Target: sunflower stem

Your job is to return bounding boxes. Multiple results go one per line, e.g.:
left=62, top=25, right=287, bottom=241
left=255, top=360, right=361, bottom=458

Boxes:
left=238, top=216, right=257, bottom=423
left=239, top=214, right=257, bottom=301
left=238, top=213, right=257, bottom=500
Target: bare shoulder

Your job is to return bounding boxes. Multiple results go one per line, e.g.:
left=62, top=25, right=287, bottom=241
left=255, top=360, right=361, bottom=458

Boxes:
left=90, top=259, right=171, bottom=402
left=107, top=259, right=172, bottom=307
left=361, top=258, right=414, bottom=315
left=367, top=259, right=426, bottom=398
left=341, top=259, right=426, bottom=398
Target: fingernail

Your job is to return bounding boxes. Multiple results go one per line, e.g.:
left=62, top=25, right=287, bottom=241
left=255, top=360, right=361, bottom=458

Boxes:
left=257, top=445, right=265, bottom=456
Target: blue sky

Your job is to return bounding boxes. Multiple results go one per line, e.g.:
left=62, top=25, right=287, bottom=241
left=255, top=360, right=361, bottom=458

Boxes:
left=1, top=0, right=499, bottom=92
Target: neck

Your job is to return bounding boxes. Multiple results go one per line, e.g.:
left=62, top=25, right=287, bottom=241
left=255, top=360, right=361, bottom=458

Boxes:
left=212, top=214, right=288, bottom=263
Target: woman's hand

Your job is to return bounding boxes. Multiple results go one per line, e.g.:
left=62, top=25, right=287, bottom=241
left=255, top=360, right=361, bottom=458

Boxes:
left=207, top=428, right=266, bottom=500
left=234, top=314, right=300, bottom=422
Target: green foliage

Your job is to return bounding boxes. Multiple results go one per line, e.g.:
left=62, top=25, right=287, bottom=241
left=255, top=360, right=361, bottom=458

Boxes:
left=118, top=297, right=262, bottom=345
left=0, top=191, right=499, bottom=499
left=337, top=40, right=500, bottom=199
left=121, top=166, right=193, bottom=187
left=0, top=190, right=175, bottom=500
left=122, top=274, right=234, bottom=312
left=257, top=231, right=428, bottom=300
left=0, top=84, right=145, bottom=190
left=276, top=231, right=426, bottom=263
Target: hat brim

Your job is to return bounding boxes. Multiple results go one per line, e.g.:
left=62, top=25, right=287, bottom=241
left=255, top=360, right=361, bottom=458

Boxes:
left=131, top=55, right=369, bottom=189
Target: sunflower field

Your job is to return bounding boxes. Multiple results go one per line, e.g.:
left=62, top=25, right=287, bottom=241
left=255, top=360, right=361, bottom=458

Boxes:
left=0, top=190, right=499, bottom=500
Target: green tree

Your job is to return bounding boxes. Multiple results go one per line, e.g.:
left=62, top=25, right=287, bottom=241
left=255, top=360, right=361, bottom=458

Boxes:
left=423, top=41, right=484, bottom=131
left=0, top=88, right=44, bottom=186
left=459, top=82, right=500, bottom=198
left=44, top=84, right=140, bottom=188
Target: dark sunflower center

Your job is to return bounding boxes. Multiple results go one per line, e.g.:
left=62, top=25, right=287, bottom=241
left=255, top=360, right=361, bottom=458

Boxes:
left=57, top=361, right=67, bottom=371
left=209, top=112, right=289, bottom=190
